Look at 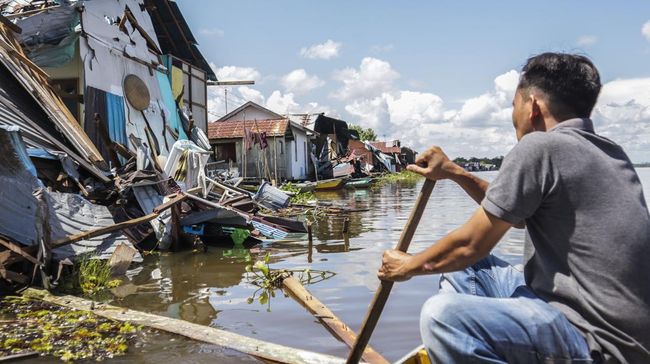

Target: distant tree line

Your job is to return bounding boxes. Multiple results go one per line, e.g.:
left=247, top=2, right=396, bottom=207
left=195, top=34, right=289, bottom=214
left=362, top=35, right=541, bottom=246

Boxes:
left=453, top=156, right=504, bottom=169
left=634, top=162, right=650, bottom=168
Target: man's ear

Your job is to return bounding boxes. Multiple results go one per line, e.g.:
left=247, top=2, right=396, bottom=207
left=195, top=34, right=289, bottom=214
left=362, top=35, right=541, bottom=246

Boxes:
left=529, top=94, right=541, bottom=120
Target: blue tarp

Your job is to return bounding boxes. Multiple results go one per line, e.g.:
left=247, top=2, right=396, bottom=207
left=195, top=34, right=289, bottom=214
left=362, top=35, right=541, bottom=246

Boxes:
left=156, top=70, right=188, bottom=140
left=105, top=92, right=127, bottom=147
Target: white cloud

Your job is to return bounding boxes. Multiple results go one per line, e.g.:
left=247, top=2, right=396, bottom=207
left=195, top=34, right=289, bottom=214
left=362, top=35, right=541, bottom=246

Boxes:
left=210, top=63, right=260, bottom=81
left=341, top=69, right=520, bottom=156
left=266, top=90, right=299, bottom=114
left=576, top=35, right=598, bottom=47
left=280, top=69, right=325, bottom=94
left=332, top=57, right=400, bottom=100
left=238, top=86, right=265, bottom=106
left=593, top=78, right=650, bottom=157
left=448, top=70, right=519, bottom=127
left=200, top=28, right=225, bottom=37
left=299, top=40, right=341, bottom=60
left=643, top=21, right=650, bottom=42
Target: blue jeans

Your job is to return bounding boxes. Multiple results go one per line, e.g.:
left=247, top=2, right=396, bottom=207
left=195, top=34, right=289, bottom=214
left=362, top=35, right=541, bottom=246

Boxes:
left=420, top=254, right=593, bottom=363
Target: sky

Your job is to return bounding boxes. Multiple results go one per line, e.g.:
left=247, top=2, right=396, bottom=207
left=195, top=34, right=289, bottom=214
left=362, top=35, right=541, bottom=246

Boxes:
left=177, top=0, right=650, bottom=162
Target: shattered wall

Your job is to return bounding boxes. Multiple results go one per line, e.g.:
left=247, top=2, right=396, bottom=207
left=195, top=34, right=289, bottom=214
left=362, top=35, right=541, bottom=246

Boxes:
left=78, top=0, right=181, bottom=166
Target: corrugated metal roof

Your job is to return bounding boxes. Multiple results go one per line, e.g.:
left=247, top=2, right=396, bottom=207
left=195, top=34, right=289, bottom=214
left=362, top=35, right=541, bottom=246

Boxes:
left=48, top=192, right=142, bottom=262
left=0, top=125, right=140, bottom=261
left=208, top=119, right=289, bottom=140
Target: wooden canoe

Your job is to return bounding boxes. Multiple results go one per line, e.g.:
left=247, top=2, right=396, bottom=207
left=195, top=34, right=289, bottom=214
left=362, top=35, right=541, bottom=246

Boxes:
left=394, top=345, right=431, bottom=364
left=315, top=178, right=345, bottom=191
left=345, top=177, right=374, bottom=188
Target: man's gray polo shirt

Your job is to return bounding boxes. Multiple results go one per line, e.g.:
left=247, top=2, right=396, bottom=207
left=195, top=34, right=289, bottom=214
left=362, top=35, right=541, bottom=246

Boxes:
left=482, top=118, right=650, bottom=363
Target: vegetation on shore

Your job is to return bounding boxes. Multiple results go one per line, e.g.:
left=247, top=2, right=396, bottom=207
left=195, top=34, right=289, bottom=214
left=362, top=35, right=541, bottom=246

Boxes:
left=453, top=156, right=504, bottom=169
left=372, top=170, right=423, bottom=190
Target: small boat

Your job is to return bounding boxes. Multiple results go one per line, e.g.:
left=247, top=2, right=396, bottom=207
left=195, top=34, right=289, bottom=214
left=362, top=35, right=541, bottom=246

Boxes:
left=395, top=345, right=431, bottom=364
left=345, top=176, right=374, bottom=189
left=315, top=178, right=345, bottom=191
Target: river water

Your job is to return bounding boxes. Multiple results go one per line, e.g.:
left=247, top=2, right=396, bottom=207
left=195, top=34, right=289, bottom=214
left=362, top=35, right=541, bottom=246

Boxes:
left=88, top=168, right=650, bottom=363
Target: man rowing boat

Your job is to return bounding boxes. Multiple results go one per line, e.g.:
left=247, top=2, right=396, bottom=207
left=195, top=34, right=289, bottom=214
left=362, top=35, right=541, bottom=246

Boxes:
left=378, top=53, right=650, bottom=363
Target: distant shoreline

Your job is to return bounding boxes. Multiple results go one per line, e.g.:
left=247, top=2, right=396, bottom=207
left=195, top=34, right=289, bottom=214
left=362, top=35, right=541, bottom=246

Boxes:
left=634, top=164, right=650, bottom=168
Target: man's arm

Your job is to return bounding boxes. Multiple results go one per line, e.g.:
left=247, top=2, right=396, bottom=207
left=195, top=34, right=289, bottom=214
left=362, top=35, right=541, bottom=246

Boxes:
left=378, top=207, right=512, bottom=281
left=407, top=146, right=489, bottom=204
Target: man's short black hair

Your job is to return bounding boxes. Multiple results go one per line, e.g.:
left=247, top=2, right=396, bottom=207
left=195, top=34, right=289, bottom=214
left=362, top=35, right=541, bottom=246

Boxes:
left=518, top=52, right=601, bottom=119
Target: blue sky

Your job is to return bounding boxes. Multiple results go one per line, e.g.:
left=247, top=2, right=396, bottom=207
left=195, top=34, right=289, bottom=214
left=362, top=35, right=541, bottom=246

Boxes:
left=178, top=0, right=650, bottom=162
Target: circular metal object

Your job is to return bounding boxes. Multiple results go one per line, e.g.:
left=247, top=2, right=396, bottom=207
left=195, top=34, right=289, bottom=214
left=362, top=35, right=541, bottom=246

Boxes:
left=123, top=74, right=150, bottom=111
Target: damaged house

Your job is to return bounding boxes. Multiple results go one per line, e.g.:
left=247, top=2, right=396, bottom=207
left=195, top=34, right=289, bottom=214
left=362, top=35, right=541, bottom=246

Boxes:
left=208, top=101, right=313, bottom=182
left=7, top=0, right=215, bottom=168
left=0, top=0, right=222, bottom=286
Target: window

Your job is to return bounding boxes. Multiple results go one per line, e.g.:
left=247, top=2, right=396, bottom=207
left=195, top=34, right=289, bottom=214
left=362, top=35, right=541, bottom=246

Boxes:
left=294, top=140, right=298, bottom=162
left=215, top=143, right=237, bottom=162
left=278, top=140, right=284, bottom=155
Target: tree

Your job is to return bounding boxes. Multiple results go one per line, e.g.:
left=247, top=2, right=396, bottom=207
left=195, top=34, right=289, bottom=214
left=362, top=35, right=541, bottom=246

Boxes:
left=349, top=124, right=378, bottom=141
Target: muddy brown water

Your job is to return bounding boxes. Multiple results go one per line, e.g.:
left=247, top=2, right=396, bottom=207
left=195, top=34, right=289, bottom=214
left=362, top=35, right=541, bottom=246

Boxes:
left=27, top=169, right=650, bottom=363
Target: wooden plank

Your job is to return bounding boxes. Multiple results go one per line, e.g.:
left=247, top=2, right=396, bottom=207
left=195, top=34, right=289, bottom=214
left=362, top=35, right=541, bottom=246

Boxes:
left=0, top=27, right=106, bottom=167
left=108, top=243, right=137, bottom=276
left=51, top=212, right=158, bottom=249
left=283, top=277, right=389, bottom=364
left=346, top=180, right=436, bottom=364
left=0, top=237, right=39, bottom=265
left=124, top=9, right=162, bottom=54
left=0, top=15, right=22, bottom=34
left=0, top=351, right=39, bottom=362
left=0, top=267, right=28, bottom=284
left=22, top=289, right=348, bottom=364
left=52, top=194, right=186, bottom=248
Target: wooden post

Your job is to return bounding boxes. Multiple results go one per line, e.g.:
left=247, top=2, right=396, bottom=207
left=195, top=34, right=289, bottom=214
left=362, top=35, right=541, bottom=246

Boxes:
left=346, top=180, right=436, bottom=364
left=273, top=136, right=278, bottom=184
left=282, top=277, right=389, bottom=364
left=342, top=217, right=350, bottom=235
left=307, top=221, right=313, bottom=264
left=170, top=204, right=181, bottom=251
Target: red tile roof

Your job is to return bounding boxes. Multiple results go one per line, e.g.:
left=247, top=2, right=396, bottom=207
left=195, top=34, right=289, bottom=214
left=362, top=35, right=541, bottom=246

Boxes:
left=370, top=141, right=401, bottom=154
left=208, top=119, right=289, bottom=140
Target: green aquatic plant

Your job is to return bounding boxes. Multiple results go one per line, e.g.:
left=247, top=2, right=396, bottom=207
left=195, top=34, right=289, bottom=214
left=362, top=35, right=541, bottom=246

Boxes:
left=56, top=255, right=121, bottom=297
left=0, top=296, right=138, bottom=361
left=280, top=182, right=317, bottom=204
left=78, top=256, right=121, bottom=296
left=244, top=252, right=336, bottom=311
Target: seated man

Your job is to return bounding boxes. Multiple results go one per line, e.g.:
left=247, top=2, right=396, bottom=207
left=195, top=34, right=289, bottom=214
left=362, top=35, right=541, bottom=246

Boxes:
left=378, top=53, right=650, bottom=363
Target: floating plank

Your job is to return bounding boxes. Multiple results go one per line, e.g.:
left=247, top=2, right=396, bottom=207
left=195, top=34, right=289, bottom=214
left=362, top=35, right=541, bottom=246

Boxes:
left=108, top=243, right=137, bottom=276
left=282, top=277, right=389, bottom=364
left=22, top=289, right=348, bottom=364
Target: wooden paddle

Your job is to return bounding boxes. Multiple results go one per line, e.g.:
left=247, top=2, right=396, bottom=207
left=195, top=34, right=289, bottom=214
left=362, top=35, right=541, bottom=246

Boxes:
left=346, top=179, right=436, bottom=364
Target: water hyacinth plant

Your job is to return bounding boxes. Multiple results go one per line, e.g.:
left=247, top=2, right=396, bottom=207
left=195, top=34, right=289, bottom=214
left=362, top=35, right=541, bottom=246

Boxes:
left=244, top=252, right=336, bottom=311
left=0, top=296, right=138, bottom=361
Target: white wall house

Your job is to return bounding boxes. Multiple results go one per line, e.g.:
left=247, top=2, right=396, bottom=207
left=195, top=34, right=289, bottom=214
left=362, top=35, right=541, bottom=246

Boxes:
left=208, top=101, right=314, bottom=181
